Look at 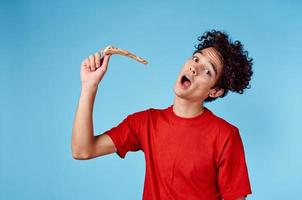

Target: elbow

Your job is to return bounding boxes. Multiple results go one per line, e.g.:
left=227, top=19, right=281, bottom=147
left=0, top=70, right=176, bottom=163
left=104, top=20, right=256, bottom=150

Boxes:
left=72, top=151, right=91, bottom=160
left=71, top=141, right=93, bottom=160
left=71, top=145, right=92, bottom=160
left=71, top=138, right=94, bottom=160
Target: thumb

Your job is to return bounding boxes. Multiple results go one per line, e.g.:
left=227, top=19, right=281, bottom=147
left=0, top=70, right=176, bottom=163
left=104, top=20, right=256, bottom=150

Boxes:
left=101, top=54, right=111, bottom=68
left=96, top=54, right=111, bottom=76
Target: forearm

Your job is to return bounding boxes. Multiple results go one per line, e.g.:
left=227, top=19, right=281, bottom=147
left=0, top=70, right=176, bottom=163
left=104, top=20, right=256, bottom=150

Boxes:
left=71, top=84, right=98, bottom=159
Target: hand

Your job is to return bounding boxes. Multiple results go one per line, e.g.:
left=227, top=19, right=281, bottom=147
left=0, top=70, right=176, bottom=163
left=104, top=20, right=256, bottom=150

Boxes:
left=80, top=52, right=111, bottom=87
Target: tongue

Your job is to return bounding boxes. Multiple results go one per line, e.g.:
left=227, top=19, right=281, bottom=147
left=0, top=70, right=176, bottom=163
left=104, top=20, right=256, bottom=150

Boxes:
left=183, top=80, right=191, bottom=88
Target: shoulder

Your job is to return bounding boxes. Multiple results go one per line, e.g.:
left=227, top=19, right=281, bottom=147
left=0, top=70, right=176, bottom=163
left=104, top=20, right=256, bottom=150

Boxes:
left=130, top=106, right=168, bottom=116
left=206, top=108, right=240, bottom=139
left=206, top=109, right=246, bottom=156
left=127, top=106, right=162, bottom=120
left=127, top=107, right=150, bottom=121
left=128, top=106, right=168, bottom=121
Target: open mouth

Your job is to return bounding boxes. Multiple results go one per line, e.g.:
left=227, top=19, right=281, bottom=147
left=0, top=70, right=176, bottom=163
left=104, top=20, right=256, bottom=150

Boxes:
left=180, top=75, right=191, bottom=88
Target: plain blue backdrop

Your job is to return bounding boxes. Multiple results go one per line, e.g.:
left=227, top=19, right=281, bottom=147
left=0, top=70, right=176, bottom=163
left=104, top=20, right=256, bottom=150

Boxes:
left=1, top=0, right=301, bottom=199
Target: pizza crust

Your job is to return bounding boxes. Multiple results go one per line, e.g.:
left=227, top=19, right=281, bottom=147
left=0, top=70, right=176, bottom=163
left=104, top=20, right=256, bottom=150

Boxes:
left=99, top=45, right=148, bottom=65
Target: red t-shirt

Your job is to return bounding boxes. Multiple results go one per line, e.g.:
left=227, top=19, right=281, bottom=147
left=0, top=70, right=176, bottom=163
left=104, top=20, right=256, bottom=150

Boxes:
left=105, top=105, right=252, bottom=200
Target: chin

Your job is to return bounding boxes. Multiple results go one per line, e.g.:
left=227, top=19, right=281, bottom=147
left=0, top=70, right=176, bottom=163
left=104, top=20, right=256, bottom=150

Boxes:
left=173, top=84, right=182, bottom=95
left=174, top=85, right=190, bottom=99
left=174, top=85, right=205, bottom=103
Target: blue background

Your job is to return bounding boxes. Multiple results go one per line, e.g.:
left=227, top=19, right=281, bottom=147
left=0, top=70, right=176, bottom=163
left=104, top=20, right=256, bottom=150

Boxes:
left=1, top=0, right=301, bottom=199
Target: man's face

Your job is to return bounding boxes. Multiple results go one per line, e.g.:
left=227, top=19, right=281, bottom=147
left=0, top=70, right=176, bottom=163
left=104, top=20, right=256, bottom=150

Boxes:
left=173, top=47, right=224, bottom=103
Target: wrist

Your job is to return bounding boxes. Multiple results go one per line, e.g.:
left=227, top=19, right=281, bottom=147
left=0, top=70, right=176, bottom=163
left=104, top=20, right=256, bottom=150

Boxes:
left=81, top=82, right=98, bottom=93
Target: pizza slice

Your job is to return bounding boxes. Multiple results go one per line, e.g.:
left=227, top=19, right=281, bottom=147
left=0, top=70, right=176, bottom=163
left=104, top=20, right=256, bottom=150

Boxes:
left=99, top=45, right=148, bottom=65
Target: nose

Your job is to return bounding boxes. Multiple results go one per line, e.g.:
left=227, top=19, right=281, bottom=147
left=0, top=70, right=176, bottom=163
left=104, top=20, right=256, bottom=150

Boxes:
left=189, top=66, right=197, bottom=75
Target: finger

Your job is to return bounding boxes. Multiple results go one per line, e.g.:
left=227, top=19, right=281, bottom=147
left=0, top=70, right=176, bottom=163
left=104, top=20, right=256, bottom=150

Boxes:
left=102, top=54, right=111, bottom=67
left=81, top=59, right=86, bottom=67
left=81, top=58, right=89, bottom=68
left=97, top=55, right=111, bottom=73
left=89, top=55, right=95, bottom=71
left=94, top=52, right=100, bottom=68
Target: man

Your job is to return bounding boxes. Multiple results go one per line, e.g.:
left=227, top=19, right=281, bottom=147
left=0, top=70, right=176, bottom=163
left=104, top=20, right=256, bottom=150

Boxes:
left=71, top=30, right=253, bottom=200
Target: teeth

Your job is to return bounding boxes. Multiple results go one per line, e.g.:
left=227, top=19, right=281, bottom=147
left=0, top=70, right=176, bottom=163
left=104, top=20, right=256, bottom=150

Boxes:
left=184, top=75, right=191, bottom=82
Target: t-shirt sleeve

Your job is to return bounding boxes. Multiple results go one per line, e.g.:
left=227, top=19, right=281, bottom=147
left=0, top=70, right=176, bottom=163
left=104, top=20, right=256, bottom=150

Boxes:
left=104, top=111, right=145, bottom=159
left=217, top=126, right=252, bottom=200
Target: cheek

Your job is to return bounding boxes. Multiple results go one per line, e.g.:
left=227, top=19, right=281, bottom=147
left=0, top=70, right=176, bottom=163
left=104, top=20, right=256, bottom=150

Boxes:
left=195, top=77, right=215, bottom=90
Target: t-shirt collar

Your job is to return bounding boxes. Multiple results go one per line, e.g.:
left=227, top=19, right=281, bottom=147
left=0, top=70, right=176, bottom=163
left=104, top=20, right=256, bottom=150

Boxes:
left=166, top=104, right=211, bottom=126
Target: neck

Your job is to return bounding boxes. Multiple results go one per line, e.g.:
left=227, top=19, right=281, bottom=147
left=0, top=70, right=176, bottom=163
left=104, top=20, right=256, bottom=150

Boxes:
left=172, top=96, right=204, bottom=118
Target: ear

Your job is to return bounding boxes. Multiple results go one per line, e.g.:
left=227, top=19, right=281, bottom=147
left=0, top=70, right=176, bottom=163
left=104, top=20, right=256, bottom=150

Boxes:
left=209, top=88, right=224, bottom=98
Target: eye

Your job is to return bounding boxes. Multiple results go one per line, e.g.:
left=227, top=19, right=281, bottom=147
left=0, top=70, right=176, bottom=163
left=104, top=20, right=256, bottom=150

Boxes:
left=203, top=68, right=211, bottom=76
left=192, top=56, right=199, bottom=62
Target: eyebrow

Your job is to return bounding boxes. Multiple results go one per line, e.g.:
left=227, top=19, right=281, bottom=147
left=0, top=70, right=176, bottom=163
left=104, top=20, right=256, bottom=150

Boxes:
left=195, top=52, right=218, bottom=76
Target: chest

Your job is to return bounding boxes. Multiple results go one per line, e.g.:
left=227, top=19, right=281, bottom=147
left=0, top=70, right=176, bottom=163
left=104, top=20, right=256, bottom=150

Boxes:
left=143, top=121, right=219, bottom=183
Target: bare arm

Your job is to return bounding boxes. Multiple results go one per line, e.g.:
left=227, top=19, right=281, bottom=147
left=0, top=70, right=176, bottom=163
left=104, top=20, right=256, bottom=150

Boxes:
left=71, top=52, right=116, bottom=160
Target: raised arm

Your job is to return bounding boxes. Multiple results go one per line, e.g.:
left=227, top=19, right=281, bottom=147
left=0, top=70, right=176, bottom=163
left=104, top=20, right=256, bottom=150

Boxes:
left=71, top=52, right=116, bottom=160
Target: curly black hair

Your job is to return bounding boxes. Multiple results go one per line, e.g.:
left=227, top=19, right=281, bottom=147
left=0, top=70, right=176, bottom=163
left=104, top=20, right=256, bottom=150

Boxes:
left=193, top=30, right=253, bottom=102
